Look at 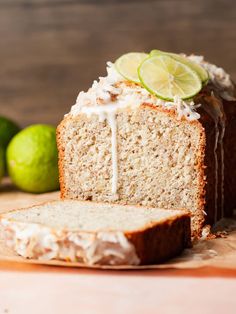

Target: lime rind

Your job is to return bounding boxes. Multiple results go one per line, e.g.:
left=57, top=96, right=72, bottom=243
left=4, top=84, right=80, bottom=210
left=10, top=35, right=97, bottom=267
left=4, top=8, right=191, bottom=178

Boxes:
left=6, top=125, right=59, bottom=193
left=0, top=146, right=5, bottom=182
left=138, top=55, right=202, bottom=101
left=150, top=49, right=209, bottom=85
left=115, top=52, right=148, bottom=83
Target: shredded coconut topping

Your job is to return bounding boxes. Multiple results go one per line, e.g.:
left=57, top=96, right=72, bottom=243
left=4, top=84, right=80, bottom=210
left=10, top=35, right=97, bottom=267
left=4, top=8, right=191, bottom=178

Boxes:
left=1, top=219, right=140, bottom=266
left=164, top=96, right=201, bottom=121
left=70, top=54, right=235, bottom=120
left=70, top=62, right=201, bottom=121
left=187, top=54, right=235, bottom=101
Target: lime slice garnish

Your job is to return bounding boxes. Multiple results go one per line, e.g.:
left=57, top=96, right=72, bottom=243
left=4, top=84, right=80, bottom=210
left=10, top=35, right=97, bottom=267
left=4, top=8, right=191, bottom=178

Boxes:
left=115, top=52, right=148, bottom=83
left=138, top=55, right=202, bottom=101
left=150, top=50, right=209, bottom=84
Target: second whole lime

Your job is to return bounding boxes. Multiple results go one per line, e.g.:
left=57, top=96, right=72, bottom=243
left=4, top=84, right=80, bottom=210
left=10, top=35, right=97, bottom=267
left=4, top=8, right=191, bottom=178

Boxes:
left=0, top=146, right=5, bottom=183
left=7, top=124, right=59, bottom=193
left=0, top=116, right=20, bottom=149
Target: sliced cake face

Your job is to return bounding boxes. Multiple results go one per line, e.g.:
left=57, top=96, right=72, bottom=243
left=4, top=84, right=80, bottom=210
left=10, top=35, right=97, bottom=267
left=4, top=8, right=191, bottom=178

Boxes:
left=58, top=106, right=205, bottom=235
left=3, top=200, right=188, bottom=232
left=0, top=201, right=191, bottom=266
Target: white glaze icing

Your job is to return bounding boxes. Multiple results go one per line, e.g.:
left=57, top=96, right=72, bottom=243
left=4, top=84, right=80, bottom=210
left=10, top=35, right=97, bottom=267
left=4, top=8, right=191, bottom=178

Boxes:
left=189, top=53, right=231, bottom=221
left=220, top=124, right=225, bottom=219
left=200, top=92, right=226, bottom=221
left=80, top=104, right=119, bottom=195
left=1, top=219, right=140, bottom=266
left=213, top=94, right=226, bottom=221
left=183, top=55, right=231, bottom=220
left=107, top=112, right=118, bottom=195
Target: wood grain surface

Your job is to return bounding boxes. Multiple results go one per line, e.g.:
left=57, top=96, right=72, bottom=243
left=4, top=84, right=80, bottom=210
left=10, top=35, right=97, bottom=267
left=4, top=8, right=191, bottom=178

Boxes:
left=0, top=0, right=235, bottom=127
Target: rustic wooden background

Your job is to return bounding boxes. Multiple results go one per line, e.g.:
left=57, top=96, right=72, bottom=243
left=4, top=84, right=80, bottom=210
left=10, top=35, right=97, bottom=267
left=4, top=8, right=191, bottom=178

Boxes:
left=0, top=0, right=235, bottom=127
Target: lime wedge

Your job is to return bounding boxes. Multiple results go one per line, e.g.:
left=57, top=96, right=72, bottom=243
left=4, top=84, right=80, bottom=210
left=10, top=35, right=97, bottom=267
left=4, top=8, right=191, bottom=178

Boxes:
left=115, top=52, right=148, bottom=83
left=150, top=50, right=209, bottom=84
left=138, top=55, right=202, bottom=101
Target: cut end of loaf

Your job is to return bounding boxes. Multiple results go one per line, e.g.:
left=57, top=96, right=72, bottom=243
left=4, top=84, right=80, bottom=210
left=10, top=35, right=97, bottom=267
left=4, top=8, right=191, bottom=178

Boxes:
left=2, top=200, right=189, bottom=232
left=57, top=105, right=206, bottom=237
left=0, top=200, right=191, bottom=266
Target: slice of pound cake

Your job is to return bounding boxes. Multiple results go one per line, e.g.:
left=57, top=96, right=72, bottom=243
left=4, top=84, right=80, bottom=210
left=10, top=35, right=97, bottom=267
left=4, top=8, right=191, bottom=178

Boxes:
left=57, top=51, right=236, bottom=237
left=0, top=201, right=191, bottom=266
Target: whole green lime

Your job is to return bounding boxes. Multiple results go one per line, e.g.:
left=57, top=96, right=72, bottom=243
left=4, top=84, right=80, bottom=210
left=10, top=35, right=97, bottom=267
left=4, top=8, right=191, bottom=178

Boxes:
left=7, top=124, right=59, bottom=193
left=0, top=116, right=20, bottom=149
left=0, top=146, right=5, bottom=182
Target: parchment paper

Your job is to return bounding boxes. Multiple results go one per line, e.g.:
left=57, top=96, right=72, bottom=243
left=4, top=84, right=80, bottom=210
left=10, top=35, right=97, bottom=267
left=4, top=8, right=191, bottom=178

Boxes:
left=0, top=178, right=236, bottom=270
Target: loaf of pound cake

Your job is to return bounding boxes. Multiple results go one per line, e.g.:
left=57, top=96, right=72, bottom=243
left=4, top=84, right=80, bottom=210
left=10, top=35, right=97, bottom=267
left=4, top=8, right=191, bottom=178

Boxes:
left=57, top=51, right=236, bottom=238
left=0, top=201, right=191, bottom=265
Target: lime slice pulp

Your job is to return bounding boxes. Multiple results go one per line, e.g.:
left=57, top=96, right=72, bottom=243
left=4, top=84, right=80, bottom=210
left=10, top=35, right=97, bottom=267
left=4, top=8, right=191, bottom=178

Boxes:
left=115, top=52, right=148, bottom=83
left=150, top=50, right=209, bottom=84
left=138, top=55, right=202, bottom=101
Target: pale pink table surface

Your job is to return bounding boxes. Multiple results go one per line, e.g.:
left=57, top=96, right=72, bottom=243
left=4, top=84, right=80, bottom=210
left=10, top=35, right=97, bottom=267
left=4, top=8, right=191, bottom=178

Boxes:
left=0, top=262, right=236, bottom=314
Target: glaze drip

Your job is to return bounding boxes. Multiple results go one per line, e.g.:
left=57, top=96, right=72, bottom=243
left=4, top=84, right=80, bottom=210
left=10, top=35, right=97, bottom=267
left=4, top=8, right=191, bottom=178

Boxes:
left=107, top=112, right=118, bottom=195
left=199, top=91, right=226, bottom=222
left=80, top=104, right=119, bottom=195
